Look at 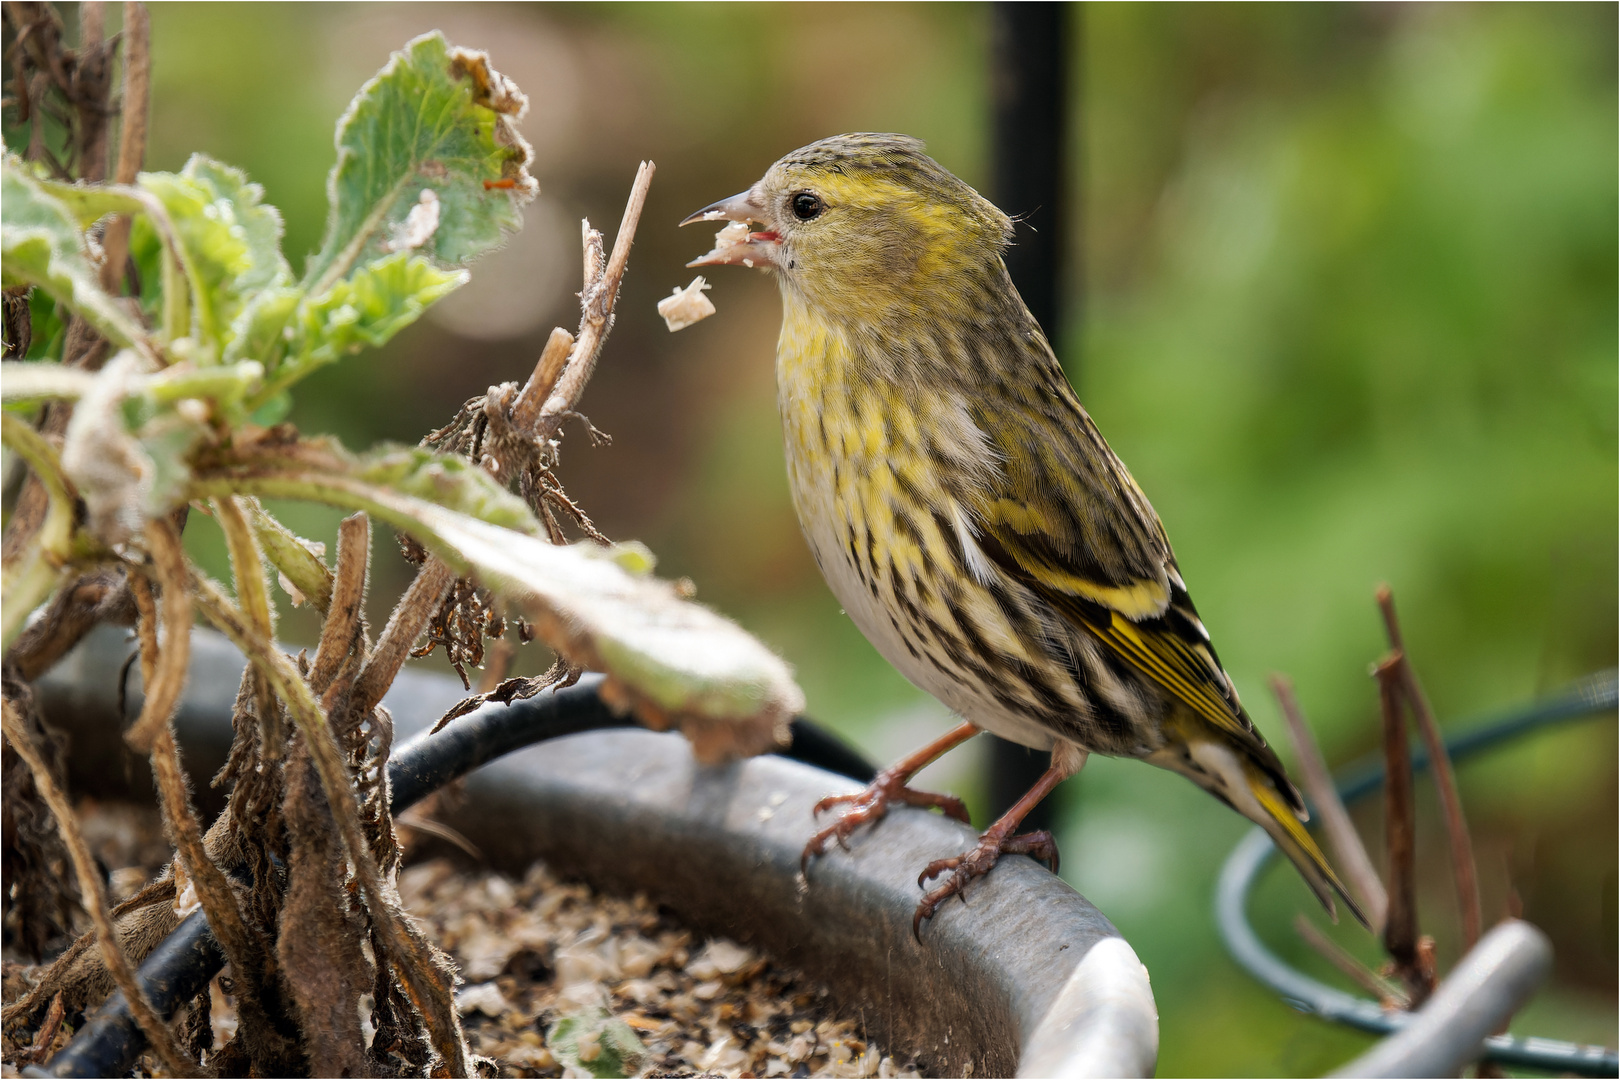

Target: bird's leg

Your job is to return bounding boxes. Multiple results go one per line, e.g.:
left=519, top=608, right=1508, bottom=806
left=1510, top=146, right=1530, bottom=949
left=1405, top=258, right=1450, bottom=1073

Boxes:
left=801, top=721, right=979, bottom=874
left=912, top=743, right=1087, bottom=938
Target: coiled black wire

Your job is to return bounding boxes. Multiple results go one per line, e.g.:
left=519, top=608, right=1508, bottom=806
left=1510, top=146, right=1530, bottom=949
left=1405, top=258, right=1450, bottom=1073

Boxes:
left=1216, top=669, right=1619, bottom=1077
left=35, top=673, right=875, bottom=1078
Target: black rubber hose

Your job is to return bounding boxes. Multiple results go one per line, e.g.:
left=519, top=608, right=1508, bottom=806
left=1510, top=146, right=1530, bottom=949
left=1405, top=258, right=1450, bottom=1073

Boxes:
left=36, top=678, right=876, bottom=1078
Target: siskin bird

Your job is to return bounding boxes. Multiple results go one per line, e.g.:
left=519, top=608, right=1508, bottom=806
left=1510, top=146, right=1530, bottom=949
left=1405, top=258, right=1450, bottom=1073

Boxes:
left=682, top=133, right=1365, bottom=936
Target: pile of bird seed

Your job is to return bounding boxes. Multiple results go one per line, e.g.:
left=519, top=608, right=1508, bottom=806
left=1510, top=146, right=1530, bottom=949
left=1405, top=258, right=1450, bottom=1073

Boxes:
left=405, top=856, right=921, bottom=1078
left=1, top=802, right=923, bottom=1079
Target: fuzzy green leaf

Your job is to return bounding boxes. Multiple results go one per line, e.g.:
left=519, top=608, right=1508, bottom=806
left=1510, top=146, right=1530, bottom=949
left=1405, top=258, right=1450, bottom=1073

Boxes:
left=257, top=253, right=463, bottom=402
left=1, top=159, right=148, bottom=349
left=188, top=453, right=803, bottom=760
left=303, top=31, right=536, bottom=292
left=131, top=155, right=291, bottom=354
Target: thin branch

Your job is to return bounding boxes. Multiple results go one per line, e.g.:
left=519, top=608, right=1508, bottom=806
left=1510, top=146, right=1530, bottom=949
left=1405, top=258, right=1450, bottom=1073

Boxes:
left=308, top=513, right=369, bottom=693
left=1271, top=673, right=1388, bottom=931
left=123, top=521, right=191, bottom=754
left=73, top=1, right=113, bottom=184
left=1376, top=652, right=1430, bottom=1007
left=1292, top=914, right=1408, bottom=1009
left=1376, top=584, right=1482, bottom=953
left=100, top=1, right=151, bottom=294
left=351, top=556, right=455, bottom=716
left=211, top=496, right=275, bottom=640
left=509, top=326, right=574, bottom=436
left=112, top=2, right=148, bottom=185
left=137, top=554, right=290, bottom=1069
left=1, top=697, right=198, bottom=1076
left=533, top=161, right=654, bottom=445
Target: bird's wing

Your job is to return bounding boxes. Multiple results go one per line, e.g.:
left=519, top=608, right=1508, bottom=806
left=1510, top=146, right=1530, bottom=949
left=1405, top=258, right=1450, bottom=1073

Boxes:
left=964, top=376, right=1274, bottom=760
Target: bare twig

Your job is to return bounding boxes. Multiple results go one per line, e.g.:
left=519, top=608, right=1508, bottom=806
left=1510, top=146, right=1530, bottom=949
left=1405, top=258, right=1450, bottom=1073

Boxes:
left=532, top=161, right=654, bottom=445
left=352, top=556, right=455, bottom=716
left=100, top=1, right=150, bottom=293
left=112, top=2, right=148, bottom=185
left=308, top=513, right=369, bottom=693
left=190, top=571, right=471, bottom=1074
left=1292, top=914, right=1408, bottom=1009
left=1376, top=652, right=1431, bottom=1007
left=509, top=326, right=575, bottom=436
left=136, top=522, right=278, bottom=1034
left=1272, top=673, right=1389, bottom=931
left=72, top=2, right=113, bottom=183
left=1376, top=584, right=1482, bottom=953
left=22, top=992, right=65, bottom=1063
left=1, top=697, right=198, bottom=1076
left=121, top=523, right=192, bottom=754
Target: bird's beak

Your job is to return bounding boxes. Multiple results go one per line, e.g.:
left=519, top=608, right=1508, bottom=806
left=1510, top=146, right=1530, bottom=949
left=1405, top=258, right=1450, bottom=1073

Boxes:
left=681, top=188, right=781, bottom=269
left=680, top=189, right=761, bottom=227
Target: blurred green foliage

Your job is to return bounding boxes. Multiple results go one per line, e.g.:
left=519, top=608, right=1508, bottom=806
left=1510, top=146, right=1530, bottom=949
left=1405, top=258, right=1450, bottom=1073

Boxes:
left=118, top=2, right=1617, bottom=1074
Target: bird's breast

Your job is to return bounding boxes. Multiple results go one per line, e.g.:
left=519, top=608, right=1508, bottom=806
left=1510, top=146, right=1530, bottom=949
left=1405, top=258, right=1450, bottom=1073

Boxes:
left=772, top=317, right=1068, bottom=750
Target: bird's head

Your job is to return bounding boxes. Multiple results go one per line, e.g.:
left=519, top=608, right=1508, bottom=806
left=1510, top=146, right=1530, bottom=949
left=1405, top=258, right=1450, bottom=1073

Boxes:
left=682, top=134, right=1013, bottom=321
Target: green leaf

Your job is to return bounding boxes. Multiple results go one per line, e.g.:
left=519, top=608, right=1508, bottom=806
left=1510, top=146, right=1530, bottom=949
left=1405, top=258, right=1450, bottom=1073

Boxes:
left=351, top=444, right=536, bottom=532
left=303, top=31, right=536, bottom=292
left=133, top=155, right=291, bottom=354
left=1, top=158, right=149, bottom=349
left=547, top=1008, right=648, bottom=1079
left=257, top=252, right=462, bottom=402
left=23, top=289, right=63, bottom=361
left=189, top=456, right=803, bottom=760
left=223, top=286, right=300, bottom=368
left=247, top=501, right=334, bottom=613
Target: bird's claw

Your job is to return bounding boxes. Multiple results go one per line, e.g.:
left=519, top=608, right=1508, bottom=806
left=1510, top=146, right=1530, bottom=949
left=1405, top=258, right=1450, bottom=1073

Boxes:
left=800, top=773, right=969, bottom=876
left=911, top=829, right=1060, bottom=940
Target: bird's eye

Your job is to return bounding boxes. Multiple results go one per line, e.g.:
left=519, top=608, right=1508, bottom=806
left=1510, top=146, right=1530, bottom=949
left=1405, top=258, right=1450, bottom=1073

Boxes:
left=791, top=192, right=824, bottom=220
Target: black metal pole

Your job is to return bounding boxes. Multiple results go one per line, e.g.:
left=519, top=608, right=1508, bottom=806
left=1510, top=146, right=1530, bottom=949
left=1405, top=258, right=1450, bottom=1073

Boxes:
left=986, top=1, right=1073, bottom=831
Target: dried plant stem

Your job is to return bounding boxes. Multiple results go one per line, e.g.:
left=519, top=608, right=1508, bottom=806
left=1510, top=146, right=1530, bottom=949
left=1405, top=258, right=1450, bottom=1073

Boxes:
left=1376, top=585, right=1482, bottom=952
left=1271, top=673, right=1389, bottom=931
left=100, top=1, right=152, bottom=290
left=1292, top=914, right=1408, bottom=1009
left=353, top=556, right=455, bottom=715
left=190, top=571, right=471, bottom=1075
left=122, top=522, right=191, bottom=753
left=73, top=1, right=112, bottom=183
left=533, top=161, right=655, bottom=446
left=308, top=513, right=369, bottom=693
left=1376, top=653, right=1431, bottom=1007
left=135, top=522, right=282, bottom=1034
left=114, top=3, right=150, bottom=184
left=509, top=326, right=575, bottom=436
left=0, top=697, right=198, bottom=1076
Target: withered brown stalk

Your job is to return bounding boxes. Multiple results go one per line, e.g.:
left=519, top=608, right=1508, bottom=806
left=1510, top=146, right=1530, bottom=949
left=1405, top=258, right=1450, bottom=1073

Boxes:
left=1292, top=913, right=1408, bottom=1009
left=1375, top=652, right=1433, bottom=1007
left=1271, top=673, right=1389, bottom=931
left=99, top=1, right=150, bottom=292
left=190, top=571, right=472, bottom=1074
left=1376, top=584, right=1483, bottom=952
left=308, top=512, right=370, bottom=694
left=0, top=696, right=198, bottom=1076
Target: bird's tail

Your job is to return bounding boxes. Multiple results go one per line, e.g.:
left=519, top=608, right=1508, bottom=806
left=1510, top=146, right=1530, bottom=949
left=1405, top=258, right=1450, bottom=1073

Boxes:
left=1153, top=736, right=1370, bottom=929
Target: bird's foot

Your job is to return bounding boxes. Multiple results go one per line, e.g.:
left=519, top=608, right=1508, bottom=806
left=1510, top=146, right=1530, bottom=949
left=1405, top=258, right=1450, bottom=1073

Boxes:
left=912, top=829, right=1060, bottom=939
left=800, top=768, right=970, bottom=875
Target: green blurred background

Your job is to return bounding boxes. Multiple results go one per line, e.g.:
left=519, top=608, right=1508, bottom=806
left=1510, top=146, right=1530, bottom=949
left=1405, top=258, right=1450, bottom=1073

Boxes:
left=139, top=3, right=1614, bottom=1074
